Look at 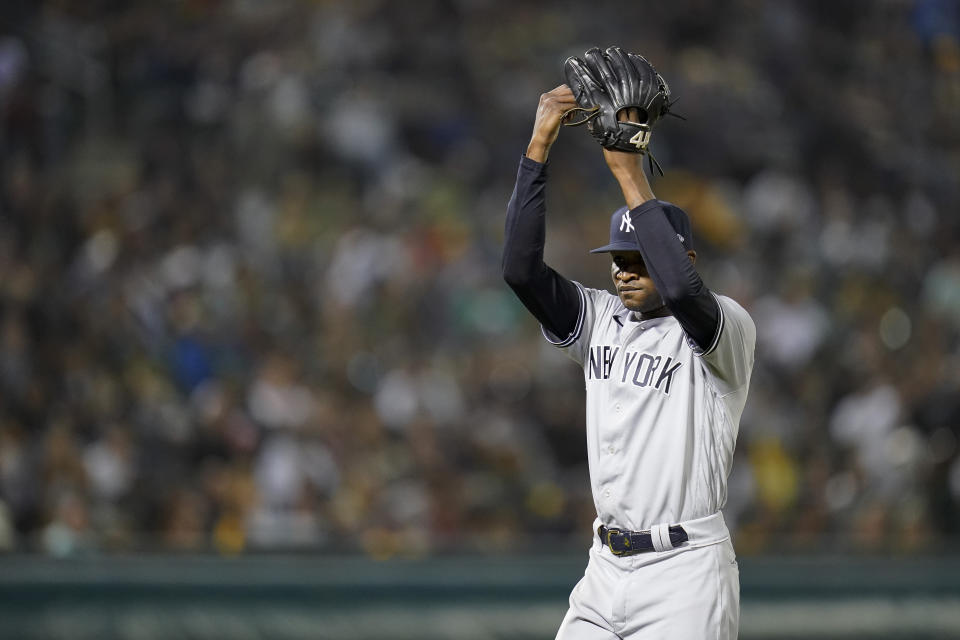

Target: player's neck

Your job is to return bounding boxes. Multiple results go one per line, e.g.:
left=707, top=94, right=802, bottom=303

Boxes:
left=634, top=305, right=671, bottom=321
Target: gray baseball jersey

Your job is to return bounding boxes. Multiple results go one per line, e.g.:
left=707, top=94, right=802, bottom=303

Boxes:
left=545, top=284, right=756, bottom=531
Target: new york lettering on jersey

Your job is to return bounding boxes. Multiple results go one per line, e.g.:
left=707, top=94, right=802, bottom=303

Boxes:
left=587, top=346, right=683, bottom=394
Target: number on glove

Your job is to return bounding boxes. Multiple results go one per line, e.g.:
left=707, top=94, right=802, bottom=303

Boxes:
left=629, top=129, right=651, bottom=150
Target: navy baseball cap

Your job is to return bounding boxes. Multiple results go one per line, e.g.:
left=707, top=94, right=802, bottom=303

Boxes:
left=589, top=202, right=694, bottom=253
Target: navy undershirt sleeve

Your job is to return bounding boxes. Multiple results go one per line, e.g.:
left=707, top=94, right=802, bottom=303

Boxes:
left=502, top=156, right=582, bottom=341
left=628, top=200, right=721, bottom=352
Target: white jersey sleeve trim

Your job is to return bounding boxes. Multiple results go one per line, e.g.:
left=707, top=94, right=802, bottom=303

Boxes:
left=700, top=292, right=725, bottom=356
left=540, top=282, right=586, bottom=348
left=686, top=292, right=725, bottom=357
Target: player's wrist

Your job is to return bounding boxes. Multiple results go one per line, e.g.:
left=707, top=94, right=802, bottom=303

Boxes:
left=608, top=163, right=643, bottom=181
left=526, top=139, right=551, bottom=163
left=614, top=171, right=655, bottom=209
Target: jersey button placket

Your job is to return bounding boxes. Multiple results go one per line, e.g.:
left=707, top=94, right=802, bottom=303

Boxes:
left=610, top=405, right=621, bottom=456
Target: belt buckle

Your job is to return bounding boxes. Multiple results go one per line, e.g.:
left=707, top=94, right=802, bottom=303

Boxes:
left=604, top=528, right=632, bottom=557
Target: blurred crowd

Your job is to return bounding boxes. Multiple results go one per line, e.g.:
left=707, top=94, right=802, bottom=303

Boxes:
left=1, top=0, right=960, bottom=556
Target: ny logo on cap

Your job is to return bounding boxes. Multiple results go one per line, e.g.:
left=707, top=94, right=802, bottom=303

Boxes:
left=619, top=211, right=634, bottom=233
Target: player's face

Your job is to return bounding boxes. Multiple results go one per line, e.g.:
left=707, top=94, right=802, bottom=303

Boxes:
left=610, top=251, right=666, bottom=315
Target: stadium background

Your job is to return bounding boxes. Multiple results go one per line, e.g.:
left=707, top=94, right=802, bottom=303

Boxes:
left=2, top=0, right=960, bottom=637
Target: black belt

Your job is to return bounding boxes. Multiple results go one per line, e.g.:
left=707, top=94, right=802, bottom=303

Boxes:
left=597, top=524, right=688, bottom=556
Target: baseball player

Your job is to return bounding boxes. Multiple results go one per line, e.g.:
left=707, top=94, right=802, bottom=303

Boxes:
left=501, top=56, right=756, bottom=639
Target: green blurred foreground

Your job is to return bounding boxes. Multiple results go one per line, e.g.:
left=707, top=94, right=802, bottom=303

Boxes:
left=2, top=554, right=960, bottom=639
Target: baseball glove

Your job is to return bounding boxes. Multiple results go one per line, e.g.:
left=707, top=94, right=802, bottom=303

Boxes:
left=563, top=46, right=676, bottom=172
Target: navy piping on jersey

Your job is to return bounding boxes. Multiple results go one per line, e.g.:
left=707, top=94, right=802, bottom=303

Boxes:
left=541, top=283, right=586, bottom=347
left=691, top=293, right=725, bottom=357
left=700, top=293, right=726, bottom=356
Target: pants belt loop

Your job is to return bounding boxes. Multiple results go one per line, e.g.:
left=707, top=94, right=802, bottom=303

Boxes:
left=650, top=523, right=672, bottom=552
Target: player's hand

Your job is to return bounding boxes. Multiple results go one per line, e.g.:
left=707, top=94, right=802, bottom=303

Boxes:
left=603, top=108, right=655, bottom=208
left=526, top=85, right=579, bottom=163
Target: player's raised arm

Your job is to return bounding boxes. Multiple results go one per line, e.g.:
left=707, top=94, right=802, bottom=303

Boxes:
left=525, top=85, right=579, bottom=162
left=601, top=115, right=722, bottom=354
left=501, top=87, right=583, bottom=344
